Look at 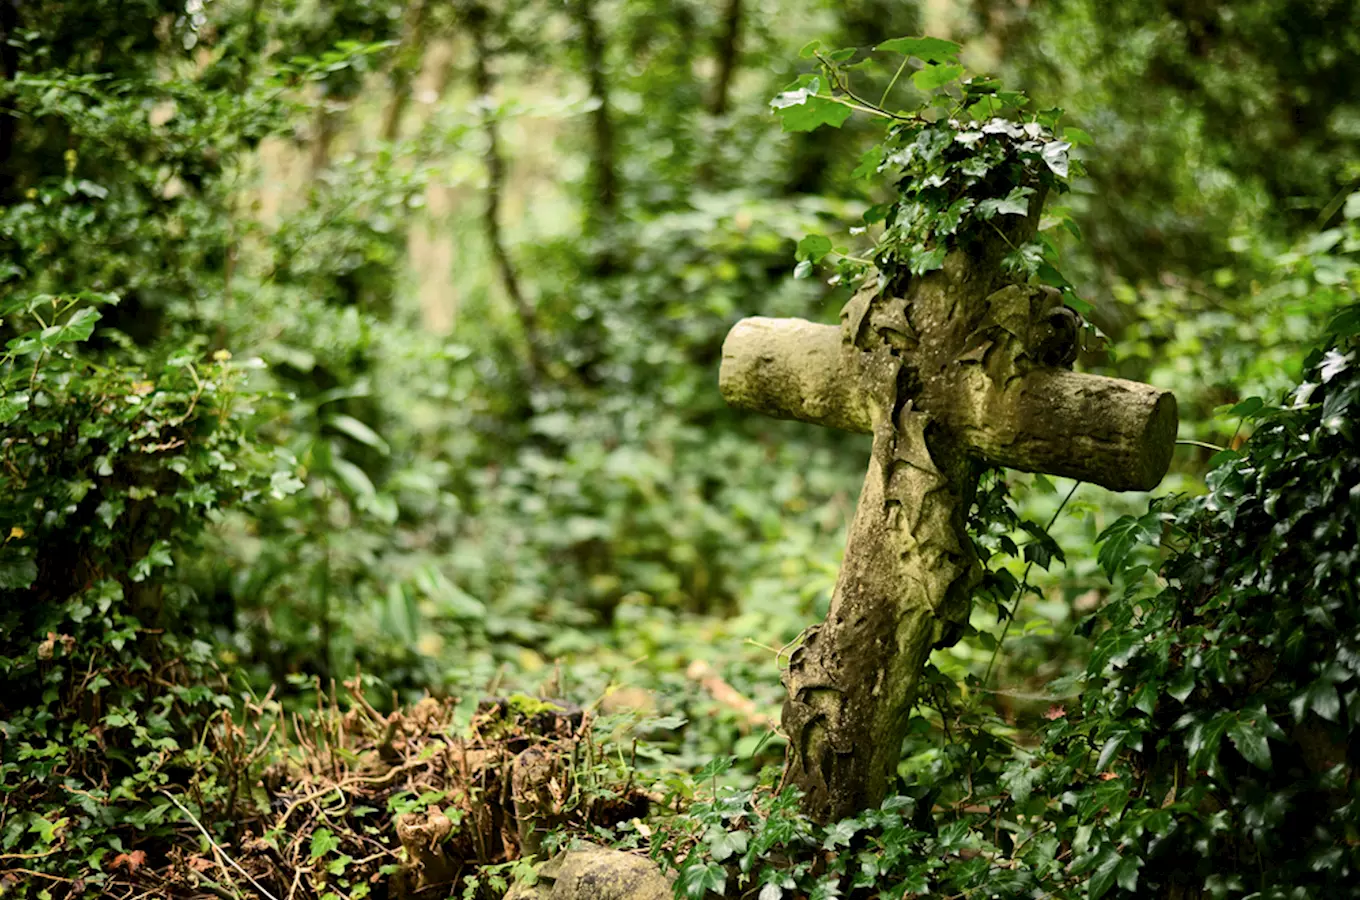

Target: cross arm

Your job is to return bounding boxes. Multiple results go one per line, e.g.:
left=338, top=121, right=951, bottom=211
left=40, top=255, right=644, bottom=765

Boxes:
left=719, top=316, right=1177, bottom=492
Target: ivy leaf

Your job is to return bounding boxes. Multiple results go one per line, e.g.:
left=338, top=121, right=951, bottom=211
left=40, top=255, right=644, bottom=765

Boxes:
left=1087, top=845, right=1123, bottom=900
left=876, top=36, right=961, bottom=62
left=976, top=186, right=1034, bottom=219
left=935, top=197, right=975, bottom=236
left=1095, top=512, right=1162, bottom=581
left=0, top=556, right=38, bottom=589
left=1041, top=140, right=1071, bottom=178
left=822, top=817, right=862, bottom=849
left=41, top=306, right=101, bottom=348
left=1318, top=349, right=1352, bottom=383
left=1167, top=667, right=1196, bottom=702
left=852, top=146, right=884, bottom=180
left=1115, top=856, right=1140, bottom=893
left=130, top=540, right=174, bottom=583
left=1096, top=732, right=1125, bottom=771
left=908, top=244, right=946, bottom=275
left=1001, top=758, right=1039, bottom=803
left=1063, top=126, right=1094, bottom=147
left=796, top=234, right=834, bottom=263
left=1003, top=242, right=1044, bottom=277
left=0, top=391, right=31, bottom=425
left=1020, top=519, right=1065, bottom=569
left=1290, top=679, right=1342, bottom=723
left=1344, top=191, right=1360, bottom=220
left=680, top=861, right=727, bottom=900
left=706, top=825, right=748, bottom=862
left=1227, top=715, right=1272, bottom=770
left=771, top=78, right=853, bottom=132
left=310, top=828, right=340, bottom=859
left=912, top=63, right=964, bottom=92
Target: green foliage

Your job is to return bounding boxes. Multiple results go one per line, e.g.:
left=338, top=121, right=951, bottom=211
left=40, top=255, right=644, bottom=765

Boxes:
left=1065, top=323, right=1360, bottom=897
left=0, top=295, right=297, bottom=889
left=770, top=37, right=1086, bottom=314
left=5, top=0, right=1360, bottom=896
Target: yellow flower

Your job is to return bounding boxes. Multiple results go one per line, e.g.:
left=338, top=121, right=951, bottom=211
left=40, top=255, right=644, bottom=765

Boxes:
left=8, top=526, right=24, bottom=540
left=212, top=349, right=232, bottom=362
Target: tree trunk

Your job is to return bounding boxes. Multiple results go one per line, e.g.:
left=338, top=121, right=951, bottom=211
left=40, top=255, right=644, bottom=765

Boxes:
left=568, top=0, right=618, bottom=226
left=380, top=0, right=428, bottom=142
left=709, top=0, right=742, bottom=117
left=467, top=4, right=545, bottom=384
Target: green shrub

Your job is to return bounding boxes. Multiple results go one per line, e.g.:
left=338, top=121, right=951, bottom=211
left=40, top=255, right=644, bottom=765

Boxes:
left=0, top=294, right=299, bottom=892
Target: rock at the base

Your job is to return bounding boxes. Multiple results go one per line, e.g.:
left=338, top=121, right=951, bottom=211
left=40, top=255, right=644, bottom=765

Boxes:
left=505, top=843, right=673, bottom=900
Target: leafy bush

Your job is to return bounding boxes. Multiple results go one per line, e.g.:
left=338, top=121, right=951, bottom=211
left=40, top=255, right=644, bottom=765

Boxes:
left=0, top=295, right=298, bottom=892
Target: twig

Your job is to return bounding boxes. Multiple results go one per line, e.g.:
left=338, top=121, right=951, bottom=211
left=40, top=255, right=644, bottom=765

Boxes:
left=161, top=791, right=281, bottom=900
left=272, top=757, right=428, bottom=830
left=5, top=868, right=77, bottom=883
left=879, top=54, right=912, bottom=108
left=1177, top=438, right=1227, bottom=452
left=981, top=480, right=1082, bottom=689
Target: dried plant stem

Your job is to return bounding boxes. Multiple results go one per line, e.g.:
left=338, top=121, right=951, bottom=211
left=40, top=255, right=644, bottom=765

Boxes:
left=161, top=792, right=280, bottom=900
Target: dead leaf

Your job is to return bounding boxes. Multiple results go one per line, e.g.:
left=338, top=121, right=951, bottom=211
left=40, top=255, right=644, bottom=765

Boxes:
left=110, top=849, right=147, bottom=873
left=186, top=855, right=213, bottom=873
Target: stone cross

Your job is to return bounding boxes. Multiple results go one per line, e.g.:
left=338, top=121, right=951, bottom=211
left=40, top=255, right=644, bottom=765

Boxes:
left=719, top=237, right=1177, bottom=824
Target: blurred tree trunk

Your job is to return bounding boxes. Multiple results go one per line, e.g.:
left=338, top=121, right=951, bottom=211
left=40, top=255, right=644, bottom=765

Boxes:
left=309, top=103, right=339, bottom=178
left=568, top=0, right=618, bottom=227
left=0, top=0, right=18, bottom=204
left=380, top=0, right=428, bottom=142
left=709, top=0, right=742, bottom=116
left=467, top=3, right=545, bottom=384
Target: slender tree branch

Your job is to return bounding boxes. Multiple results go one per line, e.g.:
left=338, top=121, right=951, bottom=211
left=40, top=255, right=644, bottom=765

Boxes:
left=981, top=480, right=1082, bottom=690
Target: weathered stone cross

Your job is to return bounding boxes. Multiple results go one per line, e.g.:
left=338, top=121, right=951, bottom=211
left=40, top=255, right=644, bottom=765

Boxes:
left=720, top=234, right=1177, bottom=824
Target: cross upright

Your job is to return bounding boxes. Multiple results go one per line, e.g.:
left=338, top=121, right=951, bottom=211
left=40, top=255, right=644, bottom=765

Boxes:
left=720, top=225, right=1177, bottom=824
